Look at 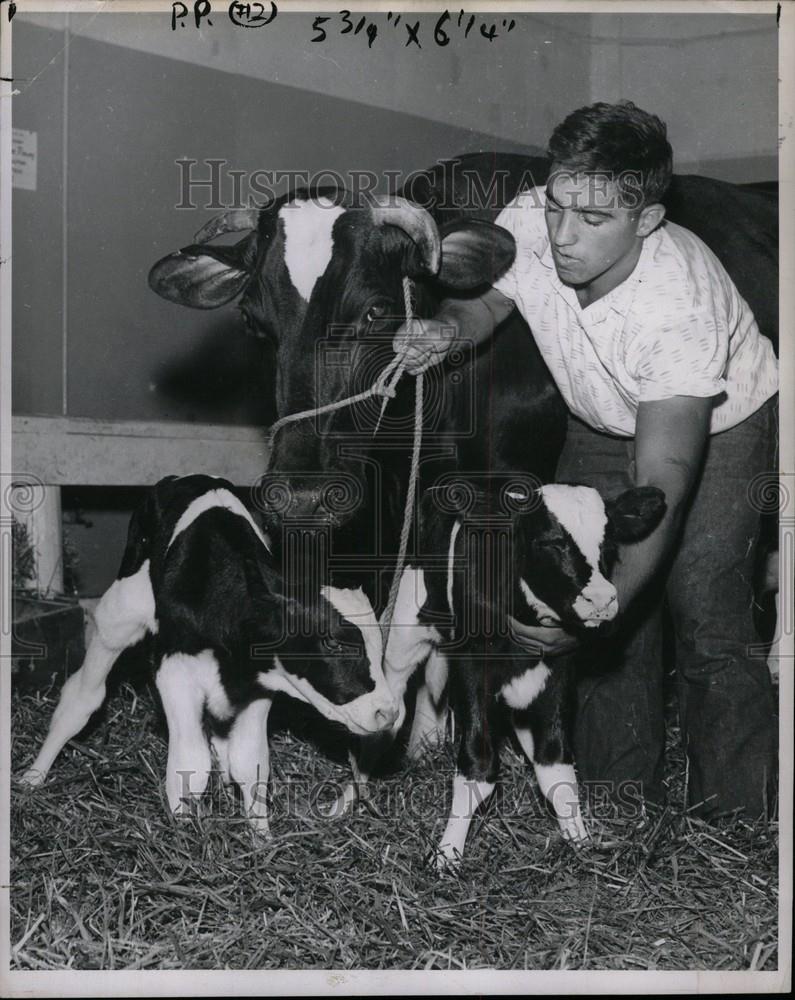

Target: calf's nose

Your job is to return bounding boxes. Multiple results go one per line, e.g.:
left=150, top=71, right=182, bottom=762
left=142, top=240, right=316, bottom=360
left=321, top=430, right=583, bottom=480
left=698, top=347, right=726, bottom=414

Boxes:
left=574, top=584, right=619, bottom=625
left=374, top=701, right=400, bottom=729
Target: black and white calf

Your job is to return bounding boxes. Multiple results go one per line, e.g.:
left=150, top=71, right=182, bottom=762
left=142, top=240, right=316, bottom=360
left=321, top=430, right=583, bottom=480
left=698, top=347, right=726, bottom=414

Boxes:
left=343, top=481, right=666, bottom=864
left=20, top=475, right=399, bottom=835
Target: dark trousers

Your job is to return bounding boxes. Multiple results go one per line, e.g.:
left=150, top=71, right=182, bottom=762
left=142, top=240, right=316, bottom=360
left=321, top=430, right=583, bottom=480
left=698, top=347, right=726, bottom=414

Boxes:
left=556, top=397, right=778, bottom=819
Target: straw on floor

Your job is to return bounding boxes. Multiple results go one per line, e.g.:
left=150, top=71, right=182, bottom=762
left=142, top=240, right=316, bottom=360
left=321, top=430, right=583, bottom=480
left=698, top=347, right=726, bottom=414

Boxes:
left=10, top=657, right=778, bottom=971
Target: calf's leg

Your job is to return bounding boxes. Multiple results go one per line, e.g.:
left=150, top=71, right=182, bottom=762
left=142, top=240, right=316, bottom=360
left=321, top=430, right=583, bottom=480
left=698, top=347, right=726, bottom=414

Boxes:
left=512, top=663, right=588, bottom=844
left=406, top=650, right=449, bottom=758
left=228, top=697, right=272, bottom=837
left=436, top=657, right=497, bottom=868
left=21, top=563, right=156, bottom=786
left=156, top=652, right=213, bottom=814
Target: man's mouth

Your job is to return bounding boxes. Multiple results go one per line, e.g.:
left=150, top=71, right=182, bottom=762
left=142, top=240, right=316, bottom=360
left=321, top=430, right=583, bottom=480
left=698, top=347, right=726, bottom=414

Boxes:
left=553, top=250, right=579, bottom=264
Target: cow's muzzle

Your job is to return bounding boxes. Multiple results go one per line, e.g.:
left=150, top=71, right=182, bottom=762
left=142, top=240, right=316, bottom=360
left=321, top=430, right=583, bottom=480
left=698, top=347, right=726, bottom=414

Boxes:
left=253, top=473, right=364, bottom=530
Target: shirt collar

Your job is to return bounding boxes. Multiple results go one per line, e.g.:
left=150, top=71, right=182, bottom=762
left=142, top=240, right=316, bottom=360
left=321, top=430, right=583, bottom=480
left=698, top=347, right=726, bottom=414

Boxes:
left=536, top=226, right=660, bottom=322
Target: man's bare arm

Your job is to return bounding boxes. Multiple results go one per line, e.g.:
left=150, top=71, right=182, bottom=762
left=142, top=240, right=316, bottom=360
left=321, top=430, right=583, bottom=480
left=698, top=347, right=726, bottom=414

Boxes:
left=509, top=395, right=713, bottom=655
left=610, top=395, right=712, bottom=616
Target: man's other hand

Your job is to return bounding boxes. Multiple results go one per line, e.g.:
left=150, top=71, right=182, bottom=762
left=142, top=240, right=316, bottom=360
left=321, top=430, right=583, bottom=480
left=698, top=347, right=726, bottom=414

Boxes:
left=507, top=615, right=581, bottom=657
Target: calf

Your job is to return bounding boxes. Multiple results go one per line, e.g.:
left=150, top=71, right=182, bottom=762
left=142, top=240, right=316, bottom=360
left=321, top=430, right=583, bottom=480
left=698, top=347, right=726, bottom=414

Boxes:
left=20, top=475, right=399, bottom=835
left=341, top=481, right=665, bottom=864
left=431, top=481, right=666, bottom=864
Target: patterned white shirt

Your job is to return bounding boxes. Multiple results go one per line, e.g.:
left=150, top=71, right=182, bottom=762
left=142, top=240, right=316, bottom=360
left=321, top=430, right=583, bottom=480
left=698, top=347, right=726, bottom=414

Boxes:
left=492, top=186, right=778, bottom=437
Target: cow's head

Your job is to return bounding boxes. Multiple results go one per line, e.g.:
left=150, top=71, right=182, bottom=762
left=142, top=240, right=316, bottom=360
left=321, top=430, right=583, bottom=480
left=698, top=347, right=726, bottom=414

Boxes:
left=149, top=189, right=515, bottom=527
left=513, top=484, right=667, bottom=629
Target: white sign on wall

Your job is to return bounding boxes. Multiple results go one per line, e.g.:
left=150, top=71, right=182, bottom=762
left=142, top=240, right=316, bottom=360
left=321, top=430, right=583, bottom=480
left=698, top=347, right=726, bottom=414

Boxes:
left=12, top=128, right=38, bottom=191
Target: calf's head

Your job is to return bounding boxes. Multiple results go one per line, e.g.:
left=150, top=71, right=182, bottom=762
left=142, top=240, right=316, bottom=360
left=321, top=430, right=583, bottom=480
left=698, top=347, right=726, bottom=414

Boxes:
left=514, top=484, right=667, bottom=629
left=260, top=569, right=400, bottom=735
left=149, top=189, right=515, bottom=527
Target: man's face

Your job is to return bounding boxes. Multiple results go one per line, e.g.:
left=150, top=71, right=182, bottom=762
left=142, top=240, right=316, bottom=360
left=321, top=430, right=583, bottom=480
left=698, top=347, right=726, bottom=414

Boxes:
left=544, top=167, right=645, bottom=293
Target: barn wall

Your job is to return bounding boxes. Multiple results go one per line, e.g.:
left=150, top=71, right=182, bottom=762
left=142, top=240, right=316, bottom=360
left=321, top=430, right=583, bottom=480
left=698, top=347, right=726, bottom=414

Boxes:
left=12, top=12, right=777, bottom=425
left=589, top=13, right=778, bottom=182
left=13, top=16, right=579, bottom=426
left=21, top=10, right=593, bottom=151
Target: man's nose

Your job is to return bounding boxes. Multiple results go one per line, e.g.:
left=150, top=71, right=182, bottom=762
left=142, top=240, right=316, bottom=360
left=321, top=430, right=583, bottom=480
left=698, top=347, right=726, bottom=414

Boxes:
left=553, top=211, right=577, bottom=248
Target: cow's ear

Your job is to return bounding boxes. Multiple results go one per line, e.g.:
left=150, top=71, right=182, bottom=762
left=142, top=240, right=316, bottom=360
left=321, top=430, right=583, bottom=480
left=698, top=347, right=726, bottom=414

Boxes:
left=606, top=486, right=667, bottom=542
left=435, top=220, right=516, bottom=290
left=148, top=233, right=255, bottom=309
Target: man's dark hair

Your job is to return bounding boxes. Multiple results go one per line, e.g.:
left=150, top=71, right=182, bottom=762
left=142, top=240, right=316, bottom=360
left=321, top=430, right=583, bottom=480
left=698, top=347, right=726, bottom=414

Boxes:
left=547, top=101, right=673, bottom=207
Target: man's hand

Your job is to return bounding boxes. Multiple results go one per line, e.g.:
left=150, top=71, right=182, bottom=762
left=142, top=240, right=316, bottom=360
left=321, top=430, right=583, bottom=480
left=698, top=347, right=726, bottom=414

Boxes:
left=507, top=615, right=581, bottom=657
left=392, top=289, right=515, bottom=375
left=392, top=317, right=457, bottom=375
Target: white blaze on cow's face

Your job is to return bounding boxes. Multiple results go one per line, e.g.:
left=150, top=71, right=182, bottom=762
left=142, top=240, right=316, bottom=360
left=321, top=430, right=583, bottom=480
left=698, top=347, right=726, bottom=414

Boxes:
left=279, top=197, right=346, bottom=302
left=535, top=485, right=618, bottom=627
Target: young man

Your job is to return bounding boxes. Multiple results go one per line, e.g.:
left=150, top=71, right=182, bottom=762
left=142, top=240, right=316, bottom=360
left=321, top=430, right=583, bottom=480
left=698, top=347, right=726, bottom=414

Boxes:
left=394, top=102, right=778, bottom=820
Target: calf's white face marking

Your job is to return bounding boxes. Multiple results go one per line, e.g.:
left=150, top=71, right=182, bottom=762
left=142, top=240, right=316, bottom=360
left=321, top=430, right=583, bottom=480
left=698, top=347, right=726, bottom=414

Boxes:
left=167, top=488, right=270, bottom=553
left=259, top=654, right=396, bottom=736
left=537, top=484, right=617, bottom=625
left=280, top=197, right=346, bottom=302
left=320, top=584, right=383, bottom=677
left=258, top=586, right=397, bottom=735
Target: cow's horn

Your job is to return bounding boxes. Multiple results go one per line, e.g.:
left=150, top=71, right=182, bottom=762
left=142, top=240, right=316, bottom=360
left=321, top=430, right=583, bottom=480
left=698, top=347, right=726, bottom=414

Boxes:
left=193, top=208, right=261, bottom=244
left=369, top=196, right=441, bottom=275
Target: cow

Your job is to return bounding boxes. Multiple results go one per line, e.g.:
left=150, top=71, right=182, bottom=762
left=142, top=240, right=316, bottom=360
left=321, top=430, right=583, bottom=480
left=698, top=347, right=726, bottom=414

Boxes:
left=147, top=151, right=778, bottom=531
left=147, top=154, right=778, bottom=813
left=20, top=474, right=400, bottom=836
left=148, top=157, right=571, bottom=755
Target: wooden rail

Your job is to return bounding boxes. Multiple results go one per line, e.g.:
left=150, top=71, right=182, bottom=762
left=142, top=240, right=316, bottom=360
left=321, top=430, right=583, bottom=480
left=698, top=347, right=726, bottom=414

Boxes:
left=10, top=415, right=270, bottom=592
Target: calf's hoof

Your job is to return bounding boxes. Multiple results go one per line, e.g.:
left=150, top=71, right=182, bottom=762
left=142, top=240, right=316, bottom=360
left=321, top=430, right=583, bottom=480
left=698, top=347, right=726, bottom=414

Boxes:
left=429, top=843, right=464, bottom=874
left=19, top=768, right=46, bottom=788
left=247, top=815, right=271, bottom=840
left=323, top=782, right=359, bottom=819
left=557, top=812, right=590, bottom=847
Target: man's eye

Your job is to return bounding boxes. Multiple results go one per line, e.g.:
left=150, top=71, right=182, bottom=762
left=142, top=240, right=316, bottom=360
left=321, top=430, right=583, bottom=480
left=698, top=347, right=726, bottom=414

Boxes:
left=582, top=215, right=605, bottom=227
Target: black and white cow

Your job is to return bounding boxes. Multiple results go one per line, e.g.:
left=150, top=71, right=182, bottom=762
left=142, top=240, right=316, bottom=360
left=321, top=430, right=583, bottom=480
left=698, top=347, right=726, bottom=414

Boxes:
left=335, top=480, right=666, bottom=863
left=20, top=475, right=399, bottom=835
left=147, top=154, right=777, bottom=795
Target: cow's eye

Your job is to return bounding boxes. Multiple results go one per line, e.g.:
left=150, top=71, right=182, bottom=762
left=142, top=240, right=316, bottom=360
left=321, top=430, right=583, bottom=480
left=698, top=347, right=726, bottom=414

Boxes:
left=365, top=303, right=388, bottom=324
left=324, top=637, right=344, bottom=654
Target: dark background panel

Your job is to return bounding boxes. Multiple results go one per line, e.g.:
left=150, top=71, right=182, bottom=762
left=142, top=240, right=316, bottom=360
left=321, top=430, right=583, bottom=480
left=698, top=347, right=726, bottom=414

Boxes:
left=12, top=25, right=66, bottom=416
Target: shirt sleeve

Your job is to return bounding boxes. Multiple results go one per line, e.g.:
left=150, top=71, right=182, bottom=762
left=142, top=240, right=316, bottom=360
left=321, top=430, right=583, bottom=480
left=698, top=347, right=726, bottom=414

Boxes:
left=490, top=188, right=545, bottom=302
left=491, top=202, right=522, bottom=301
left=628, top=312, right=729, bottom=402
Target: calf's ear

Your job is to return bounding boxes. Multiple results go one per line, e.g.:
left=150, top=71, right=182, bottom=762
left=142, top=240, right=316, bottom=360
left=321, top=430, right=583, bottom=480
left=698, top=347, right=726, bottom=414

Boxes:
left=148, top=233, right=255, bottom=309
left=606, top=486, right=667, bottom=542
left=435, top=220, right=516, bottom=290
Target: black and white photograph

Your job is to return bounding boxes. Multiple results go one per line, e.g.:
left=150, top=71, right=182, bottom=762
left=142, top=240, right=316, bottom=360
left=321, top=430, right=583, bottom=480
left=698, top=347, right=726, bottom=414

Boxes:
left=1, top=0, right=791, bottom=992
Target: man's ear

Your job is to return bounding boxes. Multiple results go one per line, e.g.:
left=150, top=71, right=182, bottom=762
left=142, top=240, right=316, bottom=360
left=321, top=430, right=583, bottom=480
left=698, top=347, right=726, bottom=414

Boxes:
left=606, top=486, right=667, bottom=542
left=636, top=203, right=666, bottom=238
